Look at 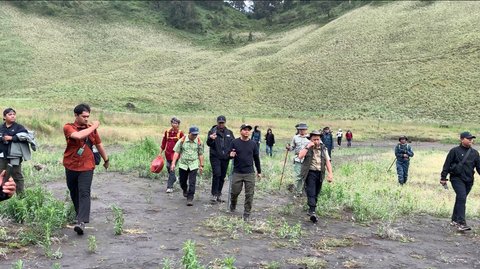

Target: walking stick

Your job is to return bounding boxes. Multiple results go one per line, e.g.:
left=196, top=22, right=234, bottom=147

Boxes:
left=227, top=157, right=234, bottom=211
left=279, top=147, right=289, bottom=190
left=387, top=158, right=396, bottom=172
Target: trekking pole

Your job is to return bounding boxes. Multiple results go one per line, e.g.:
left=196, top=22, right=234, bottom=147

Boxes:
left=227, top=154, right=235, bottom=211
left=279, top=146, right=289, bottom=190
left=387, top=158, right=396, bottom=172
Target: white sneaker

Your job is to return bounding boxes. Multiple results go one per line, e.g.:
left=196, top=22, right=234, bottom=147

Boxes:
left=166, top=188, right=173, bottom=193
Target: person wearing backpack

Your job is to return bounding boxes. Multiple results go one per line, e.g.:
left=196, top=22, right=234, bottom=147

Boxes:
left=159, top=117, right=184, bottom=193
left=170, top=126, right=204, bottom=206
left=298, top=130, right=333, bottom=223
left=395, top=136, right=414, bottom=185
left=207, top=115, right=235, bottom=203
left=440, top=132, right=480, bottom=231
left=63, top=104, right=109, bottom=235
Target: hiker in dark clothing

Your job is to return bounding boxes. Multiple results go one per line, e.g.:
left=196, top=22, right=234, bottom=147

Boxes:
left=0, top=170, right=16, bottom=201
left=298, top=130, right=333, bottom=223
left=440, top=131, right=480, bottom=231
left=207, top=115, right=235, bottom=203
left=251, top=126, right=261, bottom=151
left=395, top=136, right=414, bottom=185
left=321, top=127, right=334, bottom=158
left=229, top=124, right=261, bottom=222
left=265, top=128, right=275, bottom=157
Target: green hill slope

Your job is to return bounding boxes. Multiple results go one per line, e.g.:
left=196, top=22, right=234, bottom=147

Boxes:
left=1, top=1, right=479, bottom=122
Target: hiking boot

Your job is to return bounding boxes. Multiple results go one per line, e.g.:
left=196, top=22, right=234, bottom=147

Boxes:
left=210, top=195, right=217, bottom=203
left=183, top=191, right=188, bottom=198
left=166, top=188, right=173, bottom=193
left=457, top=224, right=471, bottom=231
left=243, top=213, right=250, bottom=222
left=74, top=222, right=85, bottom=235
left=310, top=214, right=318, bottom=223
left=186, top=198, right=193, bottom=206
left=450, top=221, right=459, bottom=227
left=229, top=204, right=236, bottom=213
left=216, top=196, right=225, bottom=203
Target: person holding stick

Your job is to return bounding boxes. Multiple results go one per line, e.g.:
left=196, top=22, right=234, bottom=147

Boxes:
left=286, top=123, right=310, bottom=194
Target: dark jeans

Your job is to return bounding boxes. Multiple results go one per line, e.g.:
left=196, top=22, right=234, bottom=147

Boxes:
left=210, top=157, right=229, bottom=196
left=179, top=168, right=197, bottom=199
left=337, top=137, right=342, bottom=146
left=450, top=178, right=474, bottom=225
left=0, top=158, right=24, bottom=194
left=166, top=160, right=177, bottom=188
left=230, top=173, right=256, bottom=215
left=66, top=169, right=94, bottom=223
left=326, top=147, right=332, bottom=159
left=305, top=170, right=324, bottom=213
left=396, top=160, right=410, bottom=184
left=347, top=139, right=352, bottom=147
left=265, top=145, right=273, bottom=157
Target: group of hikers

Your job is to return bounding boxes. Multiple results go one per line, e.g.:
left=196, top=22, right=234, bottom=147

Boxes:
left=0, top=104, right=479, bottom=234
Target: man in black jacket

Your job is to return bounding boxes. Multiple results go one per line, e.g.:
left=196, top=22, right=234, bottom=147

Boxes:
left=207, top=115, right=235, bottom=203
left=0, top=170, right=16, bottom=201
left=440, top=131, right=480, bottom=231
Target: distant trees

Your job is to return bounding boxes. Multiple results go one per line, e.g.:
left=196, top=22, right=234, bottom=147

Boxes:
left=166, top=1, right=203, bottom=32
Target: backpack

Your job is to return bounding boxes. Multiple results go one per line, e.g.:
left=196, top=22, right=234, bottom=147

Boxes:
left=166, top=128, right=182, bottom=141
left=179, top=136, right=202, bottom=151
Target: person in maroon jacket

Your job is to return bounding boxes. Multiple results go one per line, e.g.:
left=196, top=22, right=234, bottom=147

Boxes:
left=346, top=130, right=353, bottom=147
left=159, top=117, right=185, bottom=193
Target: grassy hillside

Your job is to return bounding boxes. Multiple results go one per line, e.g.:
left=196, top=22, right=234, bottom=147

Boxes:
left=1, top=1, right=479, bottom=122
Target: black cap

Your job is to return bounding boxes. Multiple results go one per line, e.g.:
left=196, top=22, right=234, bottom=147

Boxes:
left=217, top=115, right=226, bottom=123
left=399, top=135, right=408, bottom=141
left=460, top=131, right=476, bottom=139
left=189, top=126, right=199, bottom=135
left=296, top=123, right=308, bottom=130
left=240, top=124, right=252, bottom=130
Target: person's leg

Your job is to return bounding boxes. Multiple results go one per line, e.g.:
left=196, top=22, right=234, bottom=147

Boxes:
left=396, top=160, right=404, bottom=184
left=210, top=157, right=221, bottom=197
left=166, top=160, right=176, bottom=189
left=403, top=161, right=409, bottom=184
left=450, top=178, right=468, bottom=224
left=243, top=173, right=256, bottom=217
left=305, top=171, right=318, bottom=214
left=218, top=159, right=229, bottom=198
left=76, top=170, right=94, bottom=224
left=230, top=173, right=244, bottom=211
left=314, top=171, right=324, bottom=206
left=65, top=169, right=80, bottom=217
left=11, top=162, right=25, bottom=195
left=179, top=168, right=188, bottom=196
left=187, top=169, right=198, bottom=199
left=294, top=162, right=303, bottom=193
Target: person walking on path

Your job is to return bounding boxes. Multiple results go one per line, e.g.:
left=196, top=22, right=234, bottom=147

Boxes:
left=336, top=129, right=343, bottom=147
left=0, top=108, right=30, bottom=195
left=395, top=135, right=414, bottom=185
left=170, top=126, right=204, bottom=206
left=298, top=130, right=333, bottom=223
left=229, top=124, right=261, bottom=222
left=159, top=117, right=184, bottom=193
left=251, top=126, right=261, bottom=151
left=346, top=130, right=353, bottom=147
left=0, top=170, right=16, bottom=201
left=286, top=123, right=310, bottom=194
left=440, top=131, right=480, bottom=231
left=321, top=127, right=334, bottom=160
left=265, top=128, right=275, bottom=157
left=207, top=115, right=235, bottom=203
left=63, top=104, right=109, bottom=235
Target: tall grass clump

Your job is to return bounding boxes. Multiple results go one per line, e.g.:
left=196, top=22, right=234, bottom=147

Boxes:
left=109, top=137, right=159, bottom=177
left=111, top=204, right=124, bottom=235
left=181, top=240, right=204, bottom=269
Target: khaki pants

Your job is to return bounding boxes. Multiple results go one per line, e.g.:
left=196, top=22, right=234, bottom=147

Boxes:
left=0, top=158, right=24, bottom=194
left=230, top=173, right=256, bottom=215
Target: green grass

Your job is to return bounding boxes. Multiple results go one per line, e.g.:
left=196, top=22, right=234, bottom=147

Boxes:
left=1, top=1, right=479, bottom=122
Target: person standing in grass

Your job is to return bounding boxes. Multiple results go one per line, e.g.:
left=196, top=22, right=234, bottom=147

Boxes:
left=0, top=108, right=29, bottom=195
left=395, top=135, right=414, bottom=185
left=321, top=127, right=334, bottom=159
left=159, top=117, right=184, bottom=193
left=63, top=104, right=109, bottom=235
left=207, top=115, right=235, bottom=203
left=251, top=126, right=261, bottom=151
left=287, top=123, right=310, bottom=194
left=440, top=131, right=480, bottom=231
left=265, top=128, right=275, bottom=157
left=0, top=170, right=16, bottom=201
left=336, top=129, right=343, bottom=147
left=346, top=130, right=353, bottom=147
left=298, top=130, right=333, bottom=223
left=229, top=124, right=261, bottom=222
left=170, top=126, right=204, bottom=206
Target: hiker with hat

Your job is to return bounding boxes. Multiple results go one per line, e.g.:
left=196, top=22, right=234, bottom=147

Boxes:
left=229, top=124, right=261, bottom=221
left=440, top=131, right=480, bottom=231
left=170, top=126, right=204, bottom=206
left=159, top=117, right=185, bottom=193
left=207, top=115, right=235, bottom=203
left=286, top=123, right=310, bottom=193
left=298, top=130, right=333, bottom=223
left=395, top=135, right=414, bottom=185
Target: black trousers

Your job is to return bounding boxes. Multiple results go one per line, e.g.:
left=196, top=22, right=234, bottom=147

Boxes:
left=305, top=170, right=324, bottom=213
left=450, top=178, right=474, bottom=225
left=66, top=169, right=94, bottom=223
left=0, top=158, right=24, bottom=194
left=210, top=157, right=229, bottom=196
left=179, top=168, right=198, bottom=199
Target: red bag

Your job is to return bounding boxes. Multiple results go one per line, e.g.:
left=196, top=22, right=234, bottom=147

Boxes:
left=150, top=155, right=164, bottom=173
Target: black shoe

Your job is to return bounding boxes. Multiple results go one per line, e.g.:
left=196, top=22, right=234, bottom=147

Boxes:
left=183, top=191, right=188, bottom=198
left=216, top=196, right=225, bottom=203
left=457, top=224, right=471, bottom=231
left=74, top=222, right=85, bottom=235
left=310, top=214, right=318, bottom=223
left=243, top=213, right=250, bottom=222
left=186, top=198, right=193, bottom=206
left=229, top=204, right=236, bottom=213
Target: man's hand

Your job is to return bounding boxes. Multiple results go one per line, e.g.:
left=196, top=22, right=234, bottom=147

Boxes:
left=103, top=159, right=110, bottom=169
left=440, top=179, right=448, bottom=186
left=306, top=141, right=315, bottom=149
left=90, top=121, right=100, bottom=129
left=327, top=172, right=333, bottom=183
left=2, top=135, right=13, bottom=142
left=229, top=149, right=236, bottom=158
left=285, top=143, right=291, bottom=150
left=170, top=163, right=176, bottom=171
left=257, top=173, right=262, bottom=180
left=199, top=166, right=204, bottom=174
left=0, top=170, right=16, bottom=197
left=209, top=133, right=217, bottom=140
